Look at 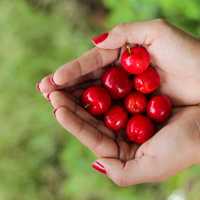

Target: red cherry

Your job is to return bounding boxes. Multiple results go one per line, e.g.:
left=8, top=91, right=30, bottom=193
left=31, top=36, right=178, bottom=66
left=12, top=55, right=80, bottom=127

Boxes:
left=82, top=86, right=111, bottom=116
left=101, top=67, right=132, bottom=99
left=121, top=46, right=150, bottom=74
left=126, top=115, right=155, bottom=144
left=124, top=92, right=147, bottom=114
left=104, top=106, right=128, bottom=132
left=134, top=66, right=160, bottom=94
left=147, top=95, right=172, bottom=123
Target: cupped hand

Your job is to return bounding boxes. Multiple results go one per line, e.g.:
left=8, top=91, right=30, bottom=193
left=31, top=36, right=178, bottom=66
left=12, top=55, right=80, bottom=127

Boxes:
left=37, top=19, right=200, bottom=186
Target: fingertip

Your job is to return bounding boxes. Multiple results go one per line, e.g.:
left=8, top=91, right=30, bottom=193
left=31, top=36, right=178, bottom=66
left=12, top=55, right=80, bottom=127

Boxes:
left=51, top=70, right=63, bottom=86
left=49, top=75, right=59, bottom=87
left=92, top=161, right=107, bottom=175
left=42, top=92, right=51, bottom=101
left=91, top=32, right=120, bottom=49
left=95, top=36, right=125, bottom=50
left=96, top=42, right=116, bottom=49
left=91, top=32, right=109, bottom=45
left=39, top=75, right=57, bottom=93
left=94, top=159, right=112, bottom=173
left=53, top=61, right=79, bottom=86
left=94, top=158, right=128, bottom=187
left=46, top=92, right=52, bottom=102
left=53, top=107, right=59, bottom=117
left=52, top=106, right=67, bottom=119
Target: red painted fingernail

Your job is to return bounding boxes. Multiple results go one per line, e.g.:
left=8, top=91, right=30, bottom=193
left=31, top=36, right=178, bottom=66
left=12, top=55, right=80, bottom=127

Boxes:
left=49, top=75, right=58, bottom=87
left=36, top=82, right=41, bottom=92
left=92, top=161, right=106, bottom=175
left=53, top=106, right=66, bottom=116
left=53, top=107, right=59, bottom=116
left=92, top=32, right=108, bottom=45
left=46, top=92, right=51, bottom=102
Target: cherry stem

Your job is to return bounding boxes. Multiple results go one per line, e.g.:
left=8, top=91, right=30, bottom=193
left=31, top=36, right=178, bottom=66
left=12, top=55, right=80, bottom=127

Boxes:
left=126, top=43, right=131, bottom=55
left=84, top=104, right=90, bottom=109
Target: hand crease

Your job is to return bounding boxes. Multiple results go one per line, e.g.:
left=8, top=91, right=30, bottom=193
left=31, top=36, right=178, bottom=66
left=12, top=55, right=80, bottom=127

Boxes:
left=76, top=59, right=83, bottom=78
left=95, top=49, right=104, bottom=68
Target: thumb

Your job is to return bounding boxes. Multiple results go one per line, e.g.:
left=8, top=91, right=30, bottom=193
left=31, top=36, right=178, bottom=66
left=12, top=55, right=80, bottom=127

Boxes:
left=92, top=157, right=154, bottom=187
left=92, top=20, right=161, bottom=49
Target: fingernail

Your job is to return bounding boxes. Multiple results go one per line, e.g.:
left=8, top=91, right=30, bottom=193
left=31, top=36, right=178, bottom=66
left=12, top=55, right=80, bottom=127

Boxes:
left=53, top=106, right=66, bottom=117
left=53, top=107, right=59, bottom=117
left=46, top=92, right=51, bottom=102
left=92, top=32, right=108, bottom=45
left=36, top=82, right=41, bottom=92
left=49, top=75, right=58, bottom=87
left=92, top=161, right=107, bottom=175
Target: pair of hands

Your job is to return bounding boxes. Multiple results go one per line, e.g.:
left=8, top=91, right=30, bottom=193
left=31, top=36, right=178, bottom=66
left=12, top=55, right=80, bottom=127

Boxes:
left=38, top=19, right=200, bottom=186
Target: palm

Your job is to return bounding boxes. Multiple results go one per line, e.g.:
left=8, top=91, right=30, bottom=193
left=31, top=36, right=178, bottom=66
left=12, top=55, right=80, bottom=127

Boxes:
left=48, top=81, right=139, bottom=161
left=134, top=106, right=200, bottom=178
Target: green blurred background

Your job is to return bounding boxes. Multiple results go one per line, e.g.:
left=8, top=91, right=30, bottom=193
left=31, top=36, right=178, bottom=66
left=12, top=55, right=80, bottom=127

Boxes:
left=0, top=0, right=200, bottom=199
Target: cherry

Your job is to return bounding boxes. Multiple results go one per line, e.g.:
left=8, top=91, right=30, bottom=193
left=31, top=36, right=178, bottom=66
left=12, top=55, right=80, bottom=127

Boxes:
left=104, top=106, right=128, bottom=132
left=147, top=95, right=172, bottom=123
left=101, top=67, right=132, bottom=99
left=124, top=91, right=147, bottom=114
left=121, top=46, right=150, bottom=74
left=82, top=86, right=111, bottom=116
left=134, top=66, right=160, bottom=94
left=126, top=115, right=155, bottom=144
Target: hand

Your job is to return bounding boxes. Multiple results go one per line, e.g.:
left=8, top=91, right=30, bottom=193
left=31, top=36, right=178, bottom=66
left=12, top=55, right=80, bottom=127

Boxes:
left=94, top=19, right=200, bottom=106
left=37, top=19, right=200, bottom=186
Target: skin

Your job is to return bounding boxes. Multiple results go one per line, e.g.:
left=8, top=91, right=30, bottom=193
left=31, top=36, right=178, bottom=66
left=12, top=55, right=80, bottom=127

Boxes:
left=38, top=19, right=200, bottom=186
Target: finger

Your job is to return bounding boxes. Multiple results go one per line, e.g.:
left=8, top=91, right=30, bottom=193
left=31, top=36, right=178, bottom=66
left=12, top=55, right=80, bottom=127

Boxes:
left=54, top=106, right=118, bottom=158
left=52, top=47, right=118, bottom=86
left=93, top=156, right=155, bottom=186
left=39, top=68, right=104, bottom=93
left=67, top=79, right=101, bottom=93
left=49, top=90, right=114, bottom=138
left=42, top=92, right=50, bottom=101
left=38, top=74, right=58, bottom=93
left=94, top=19, right=163, bottom=49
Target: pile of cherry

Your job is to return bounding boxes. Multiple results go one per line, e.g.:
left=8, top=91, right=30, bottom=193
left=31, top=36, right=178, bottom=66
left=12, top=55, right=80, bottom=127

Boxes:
left=81, top=46, right=172, bottom=144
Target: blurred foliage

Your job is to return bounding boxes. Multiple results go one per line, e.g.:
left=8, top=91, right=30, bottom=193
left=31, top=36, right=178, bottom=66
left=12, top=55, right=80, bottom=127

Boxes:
left=0, top=0, right=200, bottom=200
left=103, top=0, right=200, bottom=35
